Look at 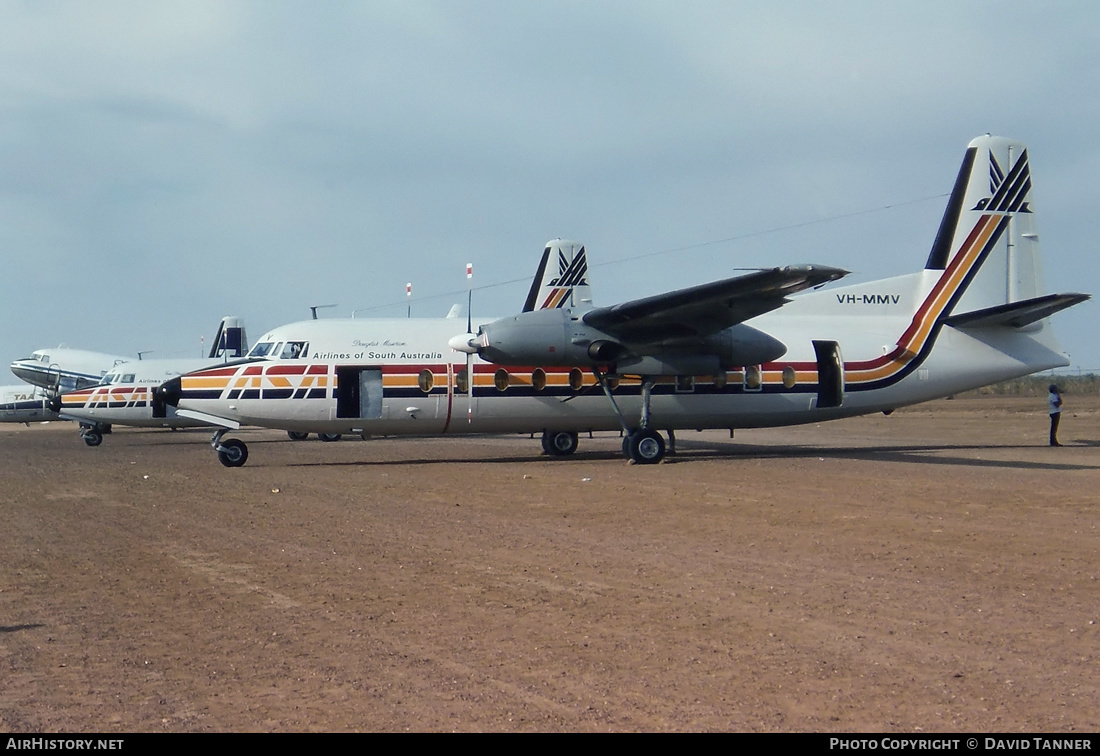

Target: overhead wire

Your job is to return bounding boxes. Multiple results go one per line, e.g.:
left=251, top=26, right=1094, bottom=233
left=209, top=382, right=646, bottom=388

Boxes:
left=346, top=192, right=948, bottom=316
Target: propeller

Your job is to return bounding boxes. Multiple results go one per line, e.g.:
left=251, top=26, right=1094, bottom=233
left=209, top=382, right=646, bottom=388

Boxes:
left=445, top=264, right=480, bottom=422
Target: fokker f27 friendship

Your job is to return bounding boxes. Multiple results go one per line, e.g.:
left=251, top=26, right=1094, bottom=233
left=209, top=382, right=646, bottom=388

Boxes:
left=51, top=317, right=249, bottom=446
left=158, top=136, right=1088, bottom=467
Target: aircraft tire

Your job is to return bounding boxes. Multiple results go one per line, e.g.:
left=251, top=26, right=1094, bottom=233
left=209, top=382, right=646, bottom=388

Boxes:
left=318, top=433, right=342, bottom=442
left=541, top=430, right=579, bottom=456
left=287, top=431, right=310, bottom=441
left=629, top=429, right=665, bottom=465
left=83, top=430, right=103, bottom=447
left=217, top=439, right=249, bottom=467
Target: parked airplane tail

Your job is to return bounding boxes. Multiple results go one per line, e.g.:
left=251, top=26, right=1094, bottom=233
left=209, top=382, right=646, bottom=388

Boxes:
left=522, top=239, right=592, bottom=312
left=925, top=135, right=1087, bottom=322
left=208, top=316, right=248, bottom=360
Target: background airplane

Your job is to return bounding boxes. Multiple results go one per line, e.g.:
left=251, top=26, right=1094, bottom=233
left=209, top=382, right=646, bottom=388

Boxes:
left=159, top=136, right=1087, bottom=467
left=53, top=317, right=249, bottom=446
left=0, top=384, right=57, bottom=424
left=10, top=347, right=130, bottom=395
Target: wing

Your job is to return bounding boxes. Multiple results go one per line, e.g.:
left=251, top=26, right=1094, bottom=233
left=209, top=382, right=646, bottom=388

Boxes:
left=581, top=264, right=848, bottom=341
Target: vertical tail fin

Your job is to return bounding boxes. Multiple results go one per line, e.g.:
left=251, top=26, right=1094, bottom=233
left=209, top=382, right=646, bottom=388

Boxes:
left=925, top=135, right=1046, bottom=315
left=208, top=316, right=248, bottom=360
left=522, top=239, right=592, bottom=311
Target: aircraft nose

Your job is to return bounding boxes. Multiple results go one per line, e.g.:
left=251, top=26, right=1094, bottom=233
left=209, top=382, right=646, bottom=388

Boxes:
left=47, top=395, right=62, bottom=413
left=157, top=376, right=182, bottom=407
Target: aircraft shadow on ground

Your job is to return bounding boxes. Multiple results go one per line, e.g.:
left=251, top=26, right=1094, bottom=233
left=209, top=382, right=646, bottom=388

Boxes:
left=275, top=439, right=1099, bottom=472
left=673, top=440, right=1100, bottom=472
left=0, top=624, right=45, bottom=634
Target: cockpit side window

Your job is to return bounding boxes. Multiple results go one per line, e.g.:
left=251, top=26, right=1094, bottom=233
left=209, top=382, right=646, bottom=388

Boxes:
left=279, top=341, right=307, bottom=359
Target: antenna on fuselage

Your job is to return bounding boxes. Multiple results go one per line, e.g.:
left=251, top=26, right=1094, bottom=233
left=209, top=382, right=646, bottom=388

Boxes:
left=310, top=304, right=338, bottom=320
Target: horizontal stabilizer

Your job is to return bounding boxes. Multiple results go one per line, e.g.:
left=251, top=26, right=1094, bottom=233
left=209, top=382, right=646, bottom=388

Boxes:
left=944, top=293, right=1090, bottom=329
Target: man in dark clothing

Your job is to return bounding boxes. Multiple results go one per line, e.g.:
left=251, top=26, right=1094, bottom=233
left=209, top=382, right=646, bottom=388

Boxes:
left=1048, top=384, right=1063, bottom=447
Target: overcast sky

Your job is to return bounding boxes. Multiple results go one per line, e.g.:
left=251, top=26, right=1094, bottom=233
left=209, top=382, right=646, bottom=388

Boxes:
left=2, top=1, right=1098, bottom=371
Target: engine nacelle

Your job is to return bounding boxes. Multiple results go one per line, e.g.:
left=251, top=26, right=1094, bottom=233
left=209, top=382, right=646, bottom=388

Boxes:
left=476, top=308, right=789, bottom=374
left=477, top=308, right=602, bottom=366
left=703, top=324, right=788, bottom=368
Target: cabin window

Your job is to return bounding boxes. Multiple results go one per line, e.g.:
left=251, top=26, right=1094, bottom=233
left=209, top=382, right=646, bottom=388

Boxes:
left=782, top=366, right=797, bottom=388
left=712, top=372, right=728, bottom=389
left=494, top=369, right=510, bottom=392
left=418, top=369, right=434, bottom=393
left=568, top=368, right=584, bottom=392
left=531, top=368, right=546, bottom=391
left=121, top=374, right=135, bottom=384
left=606, top=376, right=620, bottom=390
left=676, top=376, right=695, bottom=393
left=456, top=368, right=469, bottom=394
left=744, top=365, right=762, bottom=391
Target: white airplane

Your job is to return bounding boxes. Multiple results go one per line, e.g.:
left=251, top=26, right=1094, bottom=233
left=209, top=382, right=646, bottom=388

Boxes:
left=0, top=384, right=57, bottom=424
left=10, top=347, right=131, bottom=394
left=158, top=136, right=1088, bottom=467
left=52, top=317, right=249, bottom=446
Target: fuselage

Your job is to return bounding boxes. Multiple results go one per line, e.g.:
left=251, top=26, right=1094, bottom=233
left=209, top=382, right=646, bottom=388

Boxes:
left=166, top=277, right=1070, bottom=439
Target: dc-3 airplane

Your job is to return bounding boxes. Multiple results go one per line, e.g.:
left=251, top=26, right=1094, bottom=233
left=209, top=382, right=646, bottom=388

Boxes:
left=10, top=347, right=131, bottom=394
left=158, top=136, right=1088, bottom=467
left=5, top=344, right=133, bottom=425
left=51, top=317, right=249, bottom=446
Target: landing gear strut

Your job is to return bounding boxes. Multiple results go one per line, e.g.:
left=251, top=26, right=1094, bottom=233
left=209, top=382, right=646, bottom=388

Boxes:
left=593, top=369, right=667, bottom=465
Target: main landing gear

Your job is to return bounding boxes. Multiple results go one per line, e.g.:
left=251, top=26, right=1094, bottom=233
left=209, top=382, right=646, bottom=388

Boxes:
left=286, top=431, right=343, bottom=442
left=541, top=430, right=579, bottom=456
left=594, top=369, right=669, bottom=465
left=212, top=429, right=249, bottom=468
left=622, top=428, right=665, bottom=464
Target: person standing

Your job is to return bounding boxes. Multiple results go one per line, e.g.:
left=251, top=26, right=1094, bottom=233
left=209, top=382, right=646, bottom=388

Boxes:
left=1048, top=384, right=1063, bottom=446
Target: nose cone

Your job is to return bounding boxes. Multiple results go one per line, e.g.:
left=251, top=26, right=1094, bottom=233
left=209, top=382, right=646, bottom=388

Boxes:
left=10, top=360, right=37, bottom=385
left=447, top=332, right=479, bottom=354
left=157, top=376, right=182, bottom=407
left=47, top=395, right=62, bottom=413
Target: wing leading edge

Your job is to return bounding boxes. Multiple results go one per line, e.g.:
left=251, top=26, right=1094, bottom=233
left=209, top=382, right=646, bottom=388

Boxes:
left=581, top=265, right=848, bottom=342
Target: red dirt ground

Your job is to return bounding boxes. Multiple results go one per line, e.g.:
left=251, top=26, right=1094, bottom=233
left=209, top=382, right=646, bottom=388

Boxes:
left=1, top=396, right=1097, bottom=732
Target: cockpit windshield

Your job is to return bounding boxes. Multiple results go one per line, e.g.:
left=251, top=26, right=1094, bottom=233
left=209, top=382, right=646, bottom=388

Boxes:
left=279, top=341, right=307, bottom=359
left=248, top=342, right=276, bottom=358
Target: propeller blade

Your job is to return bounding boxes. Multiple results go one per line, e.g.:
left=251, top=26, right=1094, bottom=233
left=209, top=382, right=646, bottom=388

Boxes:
left=466, top=272, right=473, bottom=423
